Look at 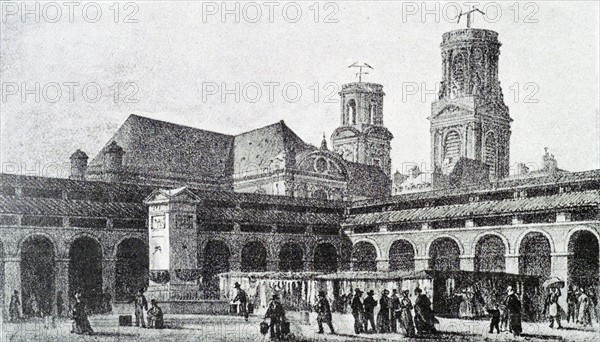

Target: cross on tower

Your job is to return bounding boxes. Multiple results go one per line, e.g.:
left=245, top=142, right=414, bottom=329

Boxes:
left=457, top=6, right=485, bottom=28
left=348, top=62, right=373, bottom=82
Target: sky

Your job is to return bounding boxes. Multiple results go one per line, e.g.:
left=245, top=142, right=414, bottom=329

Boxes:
left=1, top=1, right=599, bottom=178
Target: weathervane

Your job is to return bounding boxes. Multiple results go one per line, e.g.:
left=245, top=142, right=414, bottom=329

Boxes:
left=457, top=6, right=485, bottom=28
left=348, top=62, right=373, bottom=82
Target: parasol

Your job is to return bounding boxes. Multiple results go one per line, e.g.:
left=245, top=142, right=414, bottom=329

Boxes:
left=542, top=277, right=565, bottom=289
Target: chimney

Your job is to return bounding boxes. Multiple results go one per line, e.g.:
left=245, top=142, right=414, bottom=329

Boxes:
left=103, top=141, right=125, bottom=182
left=69, top=149, right=88, bottom=180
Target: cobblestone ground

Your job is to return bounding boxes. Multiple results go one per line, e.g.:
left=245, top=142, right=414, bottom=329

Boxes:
left=1, top=312, right=599, bottom=341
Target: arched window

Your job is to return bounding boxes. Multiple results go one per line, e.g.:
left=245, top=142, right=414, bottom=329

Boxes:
left=346, top=99, right=357, bottom=125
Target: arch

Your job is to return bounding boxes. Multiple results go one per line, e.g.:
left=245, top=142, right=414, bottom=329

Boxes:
left=66, top=232, right=104, bottom=258
left=567, top=229, right=599, bottom=289
left=565, top=226, right=600, bottom=250
left=472, top=231, right=510, bottom=254
left=425, top=234, right=464, bottom=256
left=474, top=234, right=506, bottom=272
left=428, top=237, right=461, bottom=271
left=389, top=239, right=415, bottom=272
left=353, top=237, right=382, bottom=259
left=314, top=242, right=339, bottom=272
left=115, top=238, right=149, bottom=302
left=21, top=235, right=55, bottom=317
left=352, top=241, right=377, bottom=271
left=241, top=241, right=268, bottom=272
left=69, top=236, right=103, bottom=312
left=203, top=240, right=230, bottom=299
left=518, top=231, right=552, bottom=278
left=17, top=232, right=58, bottom=256
left=112, top=234, right=148, bottom=258
left=443, top=129, right=462, bottom=168
left=346, top=99, right=357, bottom=125
left=516, top=228, right=555, bottom=253
left=279, top=242, right=304, bottom=272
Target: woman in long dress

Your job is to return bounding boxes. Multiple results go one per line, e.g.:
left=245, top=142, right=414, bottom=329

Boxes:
left=396, top=290, right=415, bottom=337
left=577, top=289, right=592, bottom=327
left=72, top=293, right=94, bottom=335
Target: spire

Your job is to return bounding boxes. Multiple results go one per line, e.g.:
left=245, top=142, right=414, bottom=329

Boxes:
left=320, top=133, right=328, bottom=150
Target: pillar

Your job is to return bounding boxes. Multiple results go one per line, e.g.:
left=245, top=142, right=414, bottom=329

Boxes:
left=54, top=258, right=69, bottom=316
left=3, top=256, right=20, bottom=318
left=102, top=258, right=117, bottom=310
left=505, top=254, right=519, bottom=274
left=414, top=256, right=429, bottom=271
left=551, top=252, right=570, bottom=310
left=376, top=259, right=389, bottom=271
left=460, top=255, right=475, bottom=271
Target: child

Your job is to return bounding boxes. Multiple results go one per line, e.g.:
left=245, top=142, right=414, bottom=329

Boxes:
left=487, top=299, right=501, bottom=334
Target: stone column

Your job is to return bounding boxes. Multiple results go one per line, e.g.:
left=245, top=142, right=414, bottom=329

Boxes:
left=551, top=252, right=570, bottom=310
left=376, top=259, right=389, bottom=272
left=505, top=254, right=520, bottom=274
left=414, top=256, right=429, bottom=271
left=102, top=258, right=117, bottom=311
left=3, top=255, right=20, bottom=318
left=459, top=255, right=475, bottom=272
left=55, top=258, right=69, bottom=316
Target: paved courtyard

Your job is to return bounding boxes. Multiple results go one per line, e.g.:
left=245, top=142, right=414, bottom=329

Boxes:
left=1, top=312, right=599, bottom=341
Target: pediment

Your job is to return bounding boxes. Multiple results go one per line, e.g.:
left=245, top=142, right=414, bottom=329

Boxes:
left=144, top=186, right=200, bottom=204
left=295, top=151, right=348, bottom=179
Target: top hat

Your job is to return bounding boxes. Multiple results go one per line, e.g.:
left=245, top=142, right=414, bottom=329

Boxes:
left=150, top=299, right=157, bottom=305
left=383, top=289, right=390, bottom=294
left=355, top=288, right=363, bottom=294
left=392, top=289, right=398, bottom=293
left=234, top=282, right=241, bottom=288
left=367, top=290, right=375, bottom=296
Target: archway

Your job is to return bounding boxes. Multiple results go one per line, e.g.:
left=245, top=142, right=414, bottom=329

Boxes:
left=475, top=235, right=506, bottom=272
left=21, top=235, right=55, bottom=317
left=203, top=240, right=230, bottom=299
left=314, top=243, right=338, bottom=272
left=69, top=237, right=103, bottom=313
left=241, top=241, right=267, bottom=272
left=279, top=243, right=304, bottom=272
left=389, top=239, right=415, bottom=272
left=429, top=237, right=460, bottom=271
left=519, top=232, right=551, bottom=278
left=116, top=238, right=149, bottom=302
left=352, top=241, right=377, bottom=271
left=568, top=230, right=599, bottom=288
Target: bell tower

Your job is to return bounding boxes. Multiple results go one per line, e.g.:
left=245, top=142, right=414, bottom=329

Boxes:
left=430, top=27, right=512, bottom=180
left=331, top=80, right=393, bottom=176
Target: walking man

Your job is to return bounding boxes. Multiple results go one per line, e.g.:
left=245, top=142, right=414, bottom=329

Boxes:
left=315, top=291, right=335, bottom=334
left=390, top=289, right=400, bottom=333
left=233, top=282, right=249, bottom=321
left=134, top=289, right=148, bottom=328
left=363, top=290, right=377, bottom=333
left=9, top=290, right=21, bottom=322
left=264, top=294, right=285, bottom=340
left=377, top=289, right=391, bottom=333
left=504, top=285, right=522, bottom=336
left=351, top=288, right=364, bottom=334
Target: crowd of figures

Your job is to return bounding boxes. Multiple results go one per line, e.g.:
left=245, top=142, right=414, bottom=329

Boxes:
left=544, top=285, right=599, bottom=329
left=7, top=287, right=164, bottom=335
left=349, top=287, right=438, bottom=336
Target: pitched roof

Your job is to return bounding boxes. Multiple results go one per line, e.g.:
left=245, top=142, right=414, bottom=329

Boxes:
left=346, top=190, right=600, bottom=225
left=87, top=114, right=235, bottom=184
left=233, top=121, right=313, bottom=177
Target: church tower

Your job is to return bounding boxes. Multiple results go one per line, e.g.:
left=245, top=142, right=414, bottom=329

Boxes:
left=331, top=81, right=393, bottom=176
left=430, top=28, right=512, bottom=180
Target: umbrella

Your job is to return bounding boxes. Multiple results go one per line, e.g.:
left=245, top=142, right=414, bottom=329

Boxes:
left=542, top=277, right=565, bottom=289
